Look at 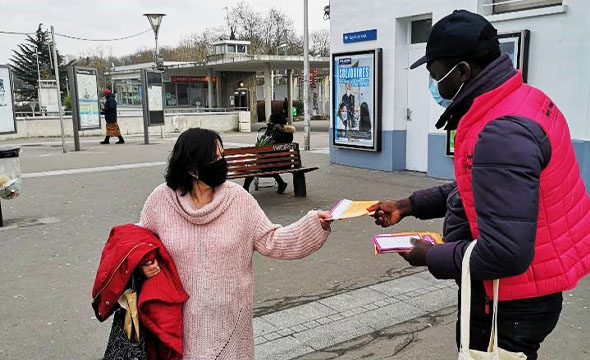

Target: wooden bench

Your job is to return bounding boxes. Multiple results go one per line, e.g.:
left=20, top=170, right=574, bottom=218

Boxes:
left=225, top=142, right=318, bottom=197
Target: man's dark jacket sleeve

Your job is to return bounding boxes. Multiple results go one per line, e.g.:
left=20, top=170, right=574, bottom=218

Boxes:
left=410, top=182, right=457, bottom=220
left=426, top=117, right=551, bottom=280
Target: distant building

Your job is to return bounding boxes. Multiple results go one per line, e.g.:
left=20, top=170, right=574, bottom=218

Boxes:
left=107, top=39, right=330, bottom=122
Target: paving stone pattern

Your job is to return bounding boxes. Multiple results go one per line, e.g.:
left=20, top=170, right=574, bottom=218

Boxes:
left=253, top=271, right=458, bottom=360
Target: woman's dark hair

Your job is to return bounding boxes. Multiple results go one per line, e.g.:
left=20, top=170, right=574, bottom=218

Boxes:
left=269, top=112, right=287, bottom=126
left=165, top=128, right=223, bottom=195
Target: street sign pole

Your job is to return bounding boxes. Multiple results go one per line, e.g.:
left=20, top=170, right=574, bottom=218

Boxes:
left=51, top=26, right=67, bottom=154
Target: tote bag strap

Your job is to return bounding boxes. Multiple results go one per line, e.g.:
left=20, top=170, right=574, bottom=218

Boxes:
left=459, top=240, right=478, bottom=352
left=486, top=278, right=500, bottom=352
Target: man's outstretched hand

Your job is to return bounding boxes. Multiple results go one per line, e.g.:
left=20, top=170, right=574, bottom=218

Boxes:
left=367, top=198, right=413, bottom=228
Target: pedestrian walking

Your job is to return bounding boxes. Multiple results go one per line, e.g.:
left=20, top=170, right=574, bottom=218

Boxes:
left=368, top=10, right=590, bottom=360
left=139, top=128, right=332, bottom=359
left=100, top=89, right=125, bottom=144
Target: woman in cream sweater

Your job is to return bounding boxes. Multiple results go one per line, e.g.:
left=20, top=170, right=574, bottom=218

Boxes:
left=139, top=128, right=331, bottom=359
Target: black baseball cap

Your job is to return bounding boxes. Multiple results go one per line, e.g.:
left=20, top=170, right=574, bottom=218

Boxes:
left=410, top=10, right=499, bottom=69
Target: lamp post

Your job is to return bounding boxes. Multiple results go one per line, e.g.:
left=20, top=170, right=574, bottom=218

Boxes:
left=143, top=13, right=166, bottom=66
left=303, top=0, right=311, bottom=150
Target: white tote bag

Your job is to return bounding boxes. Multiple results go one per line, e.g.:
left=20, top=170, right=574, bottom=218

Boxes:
left=458, top=241, right=527, bottom=360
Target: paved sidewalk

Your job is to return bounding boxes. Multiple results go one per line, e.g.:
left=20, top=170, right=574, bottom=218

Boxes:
left=253, top=271, right=456, bottom=359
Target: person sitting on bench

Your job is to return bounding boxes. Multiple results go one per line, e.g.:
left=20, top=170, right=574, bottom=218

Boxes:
left=244, top=113, right=295, bottom=194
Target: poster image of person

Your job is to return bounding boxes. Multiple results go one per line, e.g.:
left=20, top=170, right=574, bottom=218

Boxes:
left=337, top=103, right=349, bottom=130
left=341, top=83, right=355, bottom=129
left=359, top=102, right=372, bottom=134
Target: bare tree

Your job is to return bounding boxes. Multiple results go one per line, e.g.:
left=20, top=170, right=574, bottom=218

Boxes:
left=229, top=1, right=264, bottom=52
left=310, top=29, right=330, bottom=57
left=228, top=2, right=299, bottom=55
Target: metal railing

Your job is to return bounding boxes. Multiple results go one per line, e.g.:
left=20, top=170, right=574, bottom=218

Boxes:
left=14, top=107, right=249, bottom=118
left=15, top=111, right=73, bottom=117
left=164, top=107, right=249, bottom=114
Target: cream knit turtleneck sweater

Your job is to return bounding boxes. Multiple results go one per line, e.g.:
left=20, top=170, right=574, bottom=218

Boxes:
left=139, top=181, right=330, bottom=359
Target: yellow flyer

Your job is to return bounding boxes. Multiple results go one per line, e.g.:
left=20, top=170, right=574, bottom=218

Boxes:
left=329, top=199, right=379, bottom=220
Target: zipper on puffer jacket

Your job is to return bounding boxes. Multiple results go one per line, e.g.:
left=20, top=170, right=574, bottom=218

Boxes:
left=93, top=242, right=148, bottom=301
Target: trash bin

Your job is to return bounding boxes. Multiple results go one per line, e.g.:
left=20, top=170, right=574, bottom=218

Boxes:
left=0, top=146, right=21, bottom=200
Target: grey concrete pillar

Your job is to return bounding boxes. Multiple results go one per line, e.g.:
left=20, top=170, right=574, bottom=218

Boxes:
left=287, top=69, right=293, bottom=124
left=216, top=72, right=222, bottom=108
left=264, top=62, right=272, bottom=122
left=208, top=68, right=214, bottom=109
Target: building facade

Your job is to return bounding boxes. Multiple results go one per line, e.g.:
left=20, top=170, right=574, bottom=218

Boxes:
left=329, top=0, right=590, bottom=189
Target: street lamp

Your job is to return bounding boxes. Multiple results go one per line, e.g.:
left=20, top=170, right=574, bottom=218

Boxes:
left=143, top=13, right=166, bottom=66
left=303, top=0, right=311, bottom=150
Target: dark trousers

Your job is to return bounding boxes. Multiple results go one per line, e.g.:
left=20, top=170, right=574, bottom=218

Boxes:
left=456, top=284, right=562, bottom=360
left=243, top=175, right=285, bottom=191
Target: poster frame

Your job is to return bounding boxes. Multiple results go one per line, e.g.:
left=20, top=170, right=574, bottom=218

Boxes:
left=71, top=66, right=101, bottom=131
left=141, top=69, right=165, bottom=127
left=0, top=65, right=17, bottom=135
left=331, top=48, right=382, bottom=152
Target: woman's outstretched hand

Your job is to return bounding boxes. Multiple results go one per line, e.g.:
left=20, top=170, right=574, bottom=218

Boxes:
left=317, top=211, right=333, bottom=231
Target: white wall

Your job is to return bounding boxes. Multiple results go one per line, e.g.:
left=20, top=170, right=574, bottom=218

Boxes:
left=0, top=112, right=240, bottom=140
left=485, top=0, right=590, bottom=140
left=331, top=0, right=589, bottom=140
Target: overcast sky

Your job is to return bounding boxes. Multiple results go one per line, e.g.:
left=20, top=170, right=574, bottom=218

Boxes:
left=0, top=0, right=330, bottom=63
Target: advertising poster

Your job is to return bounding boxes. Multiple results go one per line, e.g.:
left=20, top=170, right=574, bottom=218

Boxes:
left=0, top=66, right=16, bottom=134
left=332, top=49, right=381, bottom=151
left=75, top=69, right=100, bottom=130
left=148, top=85, right=163, bottom=111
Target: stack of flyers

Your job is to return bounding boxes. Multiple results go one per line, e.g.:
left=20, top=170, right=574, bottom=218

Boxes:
left=371, top=232, right=443, bottom=254
left=329, top=199, right=379, bottom=220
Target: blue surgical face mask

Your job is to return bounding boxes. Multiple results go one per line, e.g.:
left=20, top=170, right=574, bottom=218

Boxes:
left=429, top=63, right=464, bottom=108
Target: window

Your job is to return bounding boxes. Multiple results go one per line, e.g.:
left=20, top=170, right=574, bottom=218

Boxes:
left=177, top=83, right=189, bottom=106
left=410, top=18, right=432, bottom=44
left=237, top=44, right=247, bottom=53
left=114, top=79, right=142, bottom=105
left=227, top=45, right=236, bottom=53
left=215, top=45, right=224, bottom=54
left=165, top=83, right=177, bottom=106
left=176, top=83, right=203, bottom=106
left=492, top=0, right=561, bottom=14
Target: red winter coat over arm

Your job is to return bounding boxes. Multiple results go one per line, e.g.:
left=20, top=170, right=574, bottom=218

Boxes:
left=91, top=224, right=189, bottom=360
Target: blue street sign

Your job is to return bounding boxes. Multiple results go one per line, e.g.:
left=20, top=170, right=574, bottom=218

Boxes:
left=343, top=29, right=377, bottom=44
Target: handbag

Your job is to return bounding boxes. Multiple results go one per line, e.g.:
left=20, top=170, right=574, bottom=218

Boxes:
left=458, top=241, right=527, bottom=360
left=103, top=276, right=148, bottom=360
